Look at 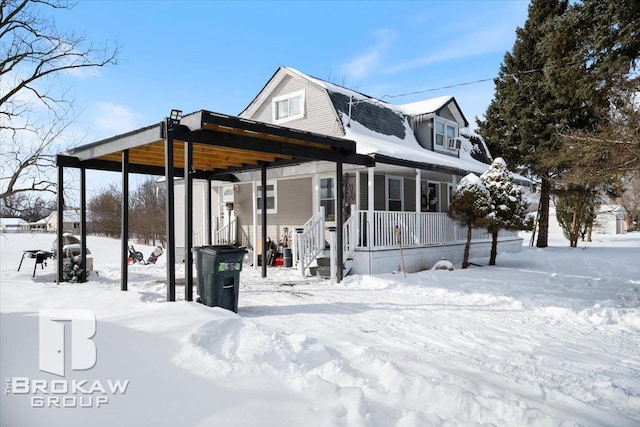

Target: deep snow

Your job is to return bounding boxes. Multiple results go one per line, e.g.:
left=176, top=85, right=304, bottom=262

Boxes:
left=1, top=231, right=639, bottom=426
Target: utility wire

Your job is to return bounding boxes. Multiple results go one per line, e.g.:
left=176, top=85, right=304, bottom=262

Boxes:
left=348, top=60, right=584, bottom=105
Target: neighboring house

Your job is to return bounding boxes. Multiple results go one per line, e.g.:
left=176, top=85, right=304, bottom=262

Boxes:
left=43, top=210, right=82, bottom=233
left=593, top=205, right=627, bottom=234
left=0, top=217, right=27, bottom=233
left=548, top=202, right=627, bottom=236
left=26, top=218, right=48, bottom=232
left=175, top=66, right=524, bottom=275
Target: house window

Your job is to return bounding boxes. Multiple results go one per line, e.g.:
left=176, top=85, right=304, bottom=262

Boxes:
left=434, top=119, right=457, bottom=150
left=421, top=182, right=439, bottom=212
left=387, top=176, right=403, bottom=211
left=256, top=182, right=277, bottom=214
left=320, top=177, right=335, bottom=221
left=272, top=90, right=305, bottom=123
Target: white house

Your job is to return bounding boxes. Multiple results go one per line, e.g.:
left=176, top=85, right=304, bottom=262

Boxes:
left=173, top=67, right=524, bottom=275
left=0, top=217, right=27, bottom=233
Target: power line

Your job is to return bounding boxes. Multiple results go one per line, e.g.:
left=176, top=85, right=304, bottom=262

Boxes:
left=378, top=60, right=584, bottom=102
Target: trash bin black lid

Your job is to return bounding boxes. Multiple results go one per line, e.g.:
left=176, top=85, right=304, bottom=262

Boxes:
left=193, top=245, right=248, bottom=255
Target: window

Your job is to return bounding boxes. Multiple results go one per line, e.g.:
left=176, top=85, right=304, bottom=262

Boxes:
left=272, top=90, right=305, bottom=123
left=387, top=176, right=403, bottom=211
left=320, top=177, right=335, bottom=221
left=434, top=119, right=458, bottom=150
left=256, top=182, right=277, bottom=214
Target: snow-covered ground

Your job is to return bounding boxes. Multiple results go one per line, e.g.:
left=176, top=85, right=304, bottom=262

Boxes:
left=1, top=231, right=639, bottom=426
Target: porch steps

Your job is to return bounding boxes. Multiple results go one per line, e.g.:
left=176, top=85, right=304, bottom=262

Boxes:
left=309, top=256, right=353, bottom=278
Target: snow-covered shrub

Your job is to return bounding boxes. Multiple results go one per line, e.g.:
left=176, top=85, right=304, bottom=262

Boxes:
left=448, top=173, right=492, bottom=269
left=480, top=158, right=532, bottom=265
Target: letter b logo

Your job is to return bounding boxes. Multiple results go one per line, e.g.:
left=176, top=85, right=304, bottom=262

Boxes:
left=39, top=310, right=97, bottom=376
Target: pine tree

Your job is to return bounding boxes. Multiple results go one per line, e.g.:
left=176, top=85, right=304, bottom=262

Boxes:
left=448, top=174, right=492, bottom=269
left=554, top=187, right=598, bottom=247
left=481, top=158, right=531, bottom=265
left=477, top=0, right=570, bottom=249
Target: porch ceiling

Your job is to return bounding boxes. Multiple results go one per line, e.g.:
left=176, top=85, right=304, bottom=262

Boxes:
left=59, top=110, right=372, bottom=177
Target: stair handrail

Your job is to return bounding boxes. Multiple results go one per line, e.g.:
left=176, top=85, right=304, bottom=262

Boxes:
left=342, top=204, right=358, bottom=262
left=296, top=206, right=325, bottom=276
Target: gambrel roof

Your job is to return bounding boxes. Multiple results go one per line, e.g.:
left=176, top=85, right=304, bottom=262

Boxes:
left=241, top=66, right=493, bottom=176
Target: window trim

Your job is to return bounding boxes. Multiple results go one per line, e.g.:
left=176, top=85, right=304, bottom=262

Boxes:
left=272, top=90, right=306, bottom=124
left=434, top=118, right=459, bottom=152
left=319, top=176, right=336, bottom=223
left=256, top=181, right=277, bottom=214
left=386, top=175, right=404, bottom=211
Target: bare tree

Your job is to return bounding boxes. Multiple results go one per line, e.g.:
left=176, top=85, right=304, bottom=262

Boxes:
left=130, top=177, right=165, bottom=245
left=88, top=184, right=121, bottom=237
left=0, top=0, right=118, bottom=207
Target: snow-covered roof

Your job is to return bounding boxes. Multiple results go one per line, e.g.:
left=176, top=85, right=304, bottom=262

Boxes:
left=281, top=67, right=490, bottom=174
left=395, top=96, right=453, bottom=116
left=0, top=217, right=27, bottom=227
left=342, top=113, right=493, bottom=175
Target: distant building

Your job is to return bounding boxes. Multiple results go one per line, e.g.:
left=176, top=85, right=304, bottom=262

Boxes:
left=43, top=210, right=82, bottom=233
left=0, top=217, right=27, bottom=233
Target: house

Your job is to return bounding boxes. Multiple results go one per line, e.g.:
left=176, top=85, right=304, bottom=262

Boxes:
left=26, top=218, right=48, bottom=232
left=548, top=202, right=627, bottom=236
left=43, top=210, right=81, bottom=233
left=593, top=205, right=627, bottom=234
left=0, top=217, right=27, bottom=233
left=174, top=66, right=524, bottom=275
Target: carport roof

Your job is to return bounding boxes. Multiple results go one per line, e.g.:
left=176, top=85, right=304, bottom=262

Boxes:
left=57, top=110, right=372, bottom=177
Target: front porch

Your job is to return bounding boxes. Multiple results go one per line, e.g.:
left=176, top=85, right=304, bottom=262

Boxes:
left=217, top=207, right=522, bottom=278
left=348, top=210, right=522, bottom=275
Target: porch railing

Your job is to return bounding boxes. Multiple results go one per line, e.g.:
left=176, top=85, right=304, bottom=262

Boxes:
left=213, top=219, right=237, bottom=245
left=296, top=207, right=325, bottom=275
left=355, top=211, right=519, bottom=250
left=194, top=227, right=206, bottom=247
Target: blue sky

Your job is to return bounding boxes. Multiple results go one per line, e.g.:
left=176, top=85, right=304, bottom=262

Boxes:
left=50, top=0, right=530, bottom=193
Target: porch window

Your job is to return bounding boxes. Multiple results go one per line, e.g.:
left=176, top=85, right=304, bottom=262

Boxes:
left=320, top=177, right=335, bottom=221
left=273, top=90, right=305, bottom=123
left=387, top=176, right=403, bottom=211
left=434, top=119, right=457, bottom=150
left=256, top=182, right=277, bottom=214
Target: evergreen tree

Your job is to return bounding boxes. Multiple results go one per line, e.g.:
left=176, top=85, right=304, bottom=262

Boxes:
left=480, top=158, right=532, bottom=265
left=554, top=187, right=598, bottom=247
left=477, top=0, right=570, bottom=249
left=448, top=174, right=492, bottom=269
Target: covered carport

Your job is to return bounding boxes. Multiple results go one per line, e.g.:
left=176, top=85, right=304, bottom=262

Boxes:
left=55, top=109, right=372, bottom=301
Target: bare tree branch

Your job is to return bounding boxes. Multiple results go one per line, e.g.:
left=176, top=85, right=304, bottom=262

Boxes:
left=0, top=0, right=119, bottom=208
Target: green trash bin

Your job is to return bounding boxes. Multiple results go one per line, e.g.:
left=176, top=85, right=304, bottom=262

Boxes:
left=192, top=245, right=247, bottom=313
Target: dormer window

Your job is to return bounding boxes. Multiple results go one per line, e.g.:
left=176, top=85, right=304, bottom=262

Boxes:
left=273, top=90, right=305, bottom=123
left=434, top=119, right=458, bottom=151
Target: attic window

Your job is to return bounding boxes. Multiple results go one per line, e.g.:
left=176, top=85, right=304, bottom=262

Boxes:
left=434, top=119, right=458, bottom=150
left=273, top=90, right=305, bottom=123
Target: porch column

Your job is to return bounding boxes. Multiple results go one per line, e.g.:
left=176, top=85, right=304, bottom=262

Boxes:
left=252, top=181, right=258, bottom=268
left=184, top=140, right=193, bottom=301
left=121, top=150, right=129, bottom=291
left=415, top=168, right=421, bottom=245
left=205, top=177, right=212, bottom=245
left=355, top=171, right=361, bottom=210
left=56, top=164, right=64, bottom=282
left=367, top=167, right=374, bottom=250
left=336, top=160, right=344, bottom=283
left=261, top=162, right=267, bottom=279
left=165, top=120, right=176, bottom=301
left=80, top=167, right=87, bottom=283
